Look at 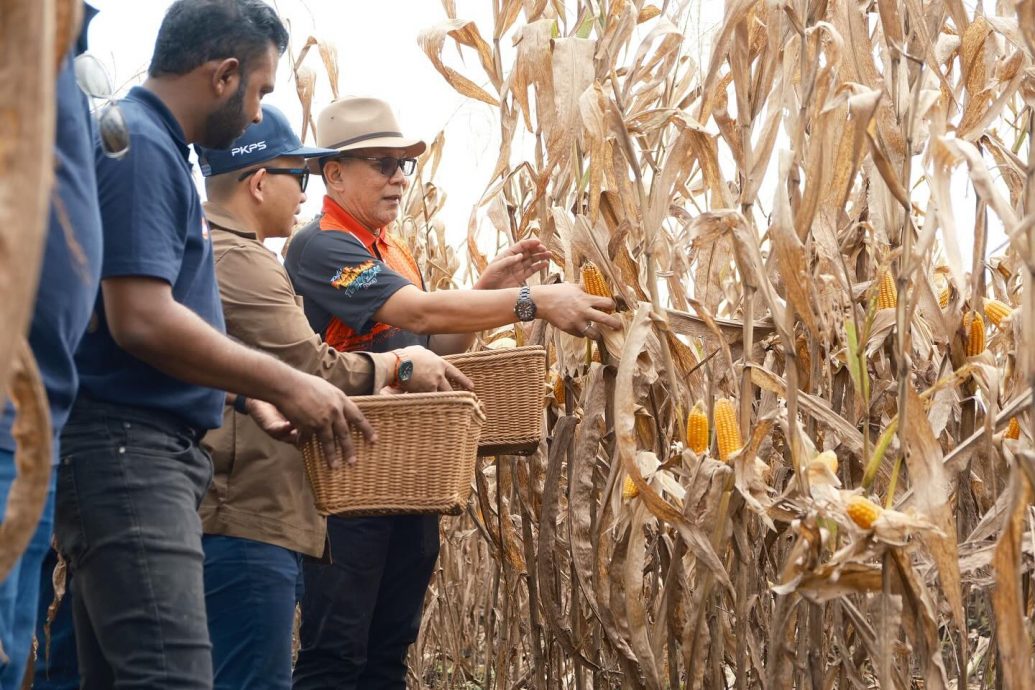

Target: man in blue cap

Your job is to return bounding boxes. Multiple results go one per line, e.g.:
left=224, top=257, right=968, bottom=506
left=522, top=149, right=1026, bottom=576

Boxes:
left=194, top=104, right=472, bottom=690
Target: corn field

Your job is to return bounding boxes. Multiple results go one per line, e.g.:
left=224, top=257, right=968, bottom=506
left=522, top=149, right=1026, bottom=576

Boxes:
left=396, top=0, right=1035, bottom=688
left=4, top=0, right=1035, bottom=688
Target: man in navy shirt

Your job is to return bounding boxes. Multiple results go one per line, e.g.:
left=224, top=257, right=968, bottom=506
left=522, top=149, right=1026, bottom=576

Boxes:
left=0, top=13, right=103, bottom=687
left=53, top=2, right=373, bottom=687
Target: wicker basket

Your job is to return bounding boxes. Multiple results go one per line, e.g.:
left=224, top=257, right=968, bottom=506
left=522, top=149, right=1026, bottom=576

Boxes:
left=445, top=346, right=546, bottom=456
left=301, top=391, right=485, bottom=517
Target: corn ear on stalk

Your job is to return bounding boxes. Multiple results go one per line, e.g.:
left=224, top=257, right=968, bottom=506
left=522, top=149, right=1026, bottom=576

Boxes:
left=580, top=262, right=612, bottom=299
left=1005, top=416, right=1021, bottom=440
left=550, top=372, right=565, bottom=407
left=876, top=271, right=897, bottom=310
left=938, top=285, right=950, bottom=308
left=622, top=475, right=639, bottom=500
left=984, top=299, right=1012, bottom=328
left=846, top=495, right=882, bottom=529
left=714, top=398, right=742, bottom=462
left=686, top=401, right=709, bottom=454
left=966, top=311, right=985, bottom=356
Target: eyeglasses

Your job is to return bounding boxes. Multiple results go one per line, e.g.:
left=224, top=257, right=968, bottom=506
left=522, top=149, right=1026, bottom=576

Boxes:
left=336, top=155, right=417, bottom=177
left=237, top=167, right=310, bottom=192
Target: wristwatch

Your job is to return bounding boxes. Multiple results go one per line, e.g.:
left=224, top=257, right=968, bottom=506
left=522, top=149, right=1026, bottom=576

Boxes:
left=514, top=285, right=537, bottom=322
left=391, top=351, right=413, bottom=387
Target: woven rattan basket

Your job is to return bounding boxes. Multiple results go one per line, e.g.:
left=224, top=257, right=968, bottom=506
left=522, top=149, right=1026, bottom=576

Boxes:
left=301, top=391, right=485, bottom=517
left=445, top=346, right=546, bottom=455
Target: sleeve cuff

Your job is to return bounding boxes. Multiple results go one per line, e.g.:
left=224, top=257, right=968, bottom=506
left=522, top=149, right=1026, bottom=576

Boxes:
left=358, top=352, right=391, bottom=394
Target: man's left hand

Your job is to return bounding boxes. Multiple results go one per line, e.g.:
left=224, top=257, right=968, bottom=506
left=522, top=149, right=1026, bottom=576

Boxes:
left=245, top=398, right=299, bottom=444
left=474, top=238, right=551, bottom=290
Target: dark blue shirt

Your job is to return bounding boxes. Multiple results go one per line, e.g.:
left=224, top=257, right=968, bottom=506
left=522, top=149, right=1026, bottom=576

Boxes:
left=0, top=56, right=103, bottom=455
left=74, top=86, right=226, bottom=431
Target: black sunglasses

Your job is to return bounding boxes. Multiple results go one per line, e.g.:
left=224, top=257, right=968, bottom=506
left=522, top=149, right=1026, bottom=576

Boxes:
left=237, top=167, right=310, bottom=192
left=337, top=155, right=417, bottom=177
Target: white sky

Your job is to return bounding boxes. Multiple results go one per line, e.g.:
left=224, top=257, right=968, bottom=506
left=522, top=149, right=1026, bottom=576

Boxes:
left=87, top=0, right=506, bottom=255
left=84, top=0, right=1004, bottom=282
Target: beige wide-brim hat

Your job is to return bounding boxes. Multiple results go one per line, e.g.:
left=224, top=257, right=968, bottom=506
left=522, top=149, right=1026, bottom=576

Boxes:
left=316, top=96, right=427, bottom=158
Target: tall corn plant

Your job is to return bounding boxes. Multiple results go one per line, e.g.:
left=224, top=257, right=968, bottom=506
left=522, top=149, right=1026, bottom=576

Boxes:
left=408, top=0, right=1035, bottom=687
left=0, top=0, right=72, bottom=581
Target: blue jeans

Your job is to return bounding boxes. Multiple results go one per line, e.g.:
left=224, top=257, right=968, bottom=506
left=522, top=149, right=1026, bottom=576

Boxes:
left=293, top=514, right=440, bottom=690
left=203, top=535, right=303, bottom=690
left=53, top=398, right=213, bottom=689
left=33, top=545, right=79, bottom=689
left=0, top=449, right=55, bottom=688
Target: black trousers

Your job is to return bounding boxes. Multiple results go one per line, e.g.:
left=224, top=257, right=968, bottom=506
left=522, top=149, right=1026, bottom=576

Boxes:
left=293, top=514, right=440, bottom=690
left=54, top=397, right=213, bottom=689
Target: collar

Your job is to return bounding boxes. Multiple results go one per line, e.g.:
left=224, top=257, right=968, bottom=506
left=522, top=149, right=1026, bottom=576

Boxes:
left=124, top=85, right=190, bottom=162
left=203, top=201, right=259, bottom=240
left=320, top=196, right=389, bottom=254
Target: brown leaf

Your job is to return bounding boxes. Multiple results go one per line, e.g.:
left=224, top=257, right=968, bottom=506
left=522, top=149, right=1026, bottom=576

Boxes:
left=418, top=20, right=499, bottom=106
left=900, top=386, right=966, bottom=641
left=991, top=472, right=1035, bottom=690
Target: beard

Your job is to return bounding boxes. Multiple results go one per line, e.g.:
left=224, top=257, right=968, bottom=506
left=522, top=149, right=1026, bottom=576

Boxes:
left=199, top=78, right=249, bottom=149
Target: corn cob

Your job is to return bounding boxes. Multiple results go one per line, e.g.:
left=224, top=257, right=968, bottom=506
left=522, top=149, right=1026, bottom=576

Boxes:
left=984, top=299, right=1012, bottom=328
left=714, top=398, right=742, bottom=462
left=550, top=372, right=565, bottom=407
left=846, top=495, right=882, bottom=529
left=938, top=285, right=950, bottom=308
left=622, top=475, right=639, bottom=500
left=686, top=401, right=709, bottom=454
left=966, top=311, right=985, bottom=357
left=580, top=262, right=612, bottom=299
left=813, top=450, right=838, bottom=475
left=1005, top=416, right=1021, bottom=440
left=876, top=271, right=897, bottom=310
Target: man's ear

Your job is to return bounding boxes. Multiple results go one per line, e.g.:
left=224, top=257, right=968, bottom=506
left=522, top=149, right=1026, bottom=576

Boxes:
left=248, top=168, right=267, bottom=201
left=322, top=160, right=342, bottom=187
left=211, top=58, right=241, bottom=97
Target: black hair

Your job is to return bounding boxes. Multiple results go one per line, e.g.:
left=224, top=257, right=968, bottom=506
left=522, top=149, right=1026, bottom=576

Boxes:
left=148, top=0, right=289, bottom=78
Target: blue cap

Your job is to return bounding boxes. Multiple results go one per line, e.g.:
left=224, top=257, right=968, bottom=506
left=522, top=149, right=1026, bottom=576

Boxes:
left=196, top=104, right=336, bottom=177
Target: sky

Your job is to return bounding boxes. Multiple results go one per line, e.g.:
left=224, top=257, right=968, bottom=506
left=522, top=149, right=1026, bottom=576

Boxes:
left=85, top=0, right=513, bottom=255
left=82, top=0, right=1002, bottom=278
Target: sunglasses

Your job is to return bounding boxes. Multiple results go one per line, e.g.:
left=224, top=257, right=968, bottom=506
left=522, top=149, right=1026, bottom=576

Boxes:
left=337, top=155, right=417, bottom=177
left=75, top=54, right=130, bottom=159
left=237, top=167, right=310, bottom=192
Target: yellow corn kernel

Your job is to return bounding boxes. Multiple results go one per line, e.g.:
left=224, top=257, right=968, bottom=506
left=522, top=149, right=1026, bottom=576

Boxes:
left=714, top=398, right=742, bottom=462
left=1005, top=416, right=1021, bottom=440
left=686, top=401, right=709, bottom=454
left=622, top=475, right=639, bottom=500
left=984, top=299, right=1012, bottom=328
left=966, top=311, right=985, bottom=357
left=580, top=262, right=612, bottom=299
left=814, top=450, right=838, bottom=475
left=876, top=271, right=897, bottom=310
left=938, top=285, right=950, bottom=308
left=846, top=495, right=883, bottom=529
left=550, top=372, right=565, bottom=407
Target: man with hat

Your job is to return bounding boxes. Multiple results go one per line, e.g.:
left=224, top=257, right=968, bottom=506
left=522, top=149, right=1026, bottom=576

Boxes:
left=194, top=104, right=472, bottom=690
left=286, top=96, right=620, bottom=688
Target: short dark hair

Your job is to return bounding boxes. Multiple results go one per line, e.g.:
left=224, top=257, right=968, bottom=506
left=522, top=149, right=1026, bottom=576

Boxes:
left=148, top=0, right=289, bottom=78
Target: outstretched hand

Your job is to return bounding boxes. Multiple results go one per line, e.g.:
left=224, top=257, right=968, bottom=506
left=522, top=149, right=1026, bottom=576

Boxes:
left=474, top=238, right=551, bottom=290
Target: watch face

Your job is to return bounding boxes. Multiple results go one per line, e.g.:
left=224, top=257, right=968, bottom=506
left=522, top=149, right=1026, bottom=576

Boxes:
left=398, top=360, right=414, bottom=382
left=516, top=300, right=537, bottom=321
